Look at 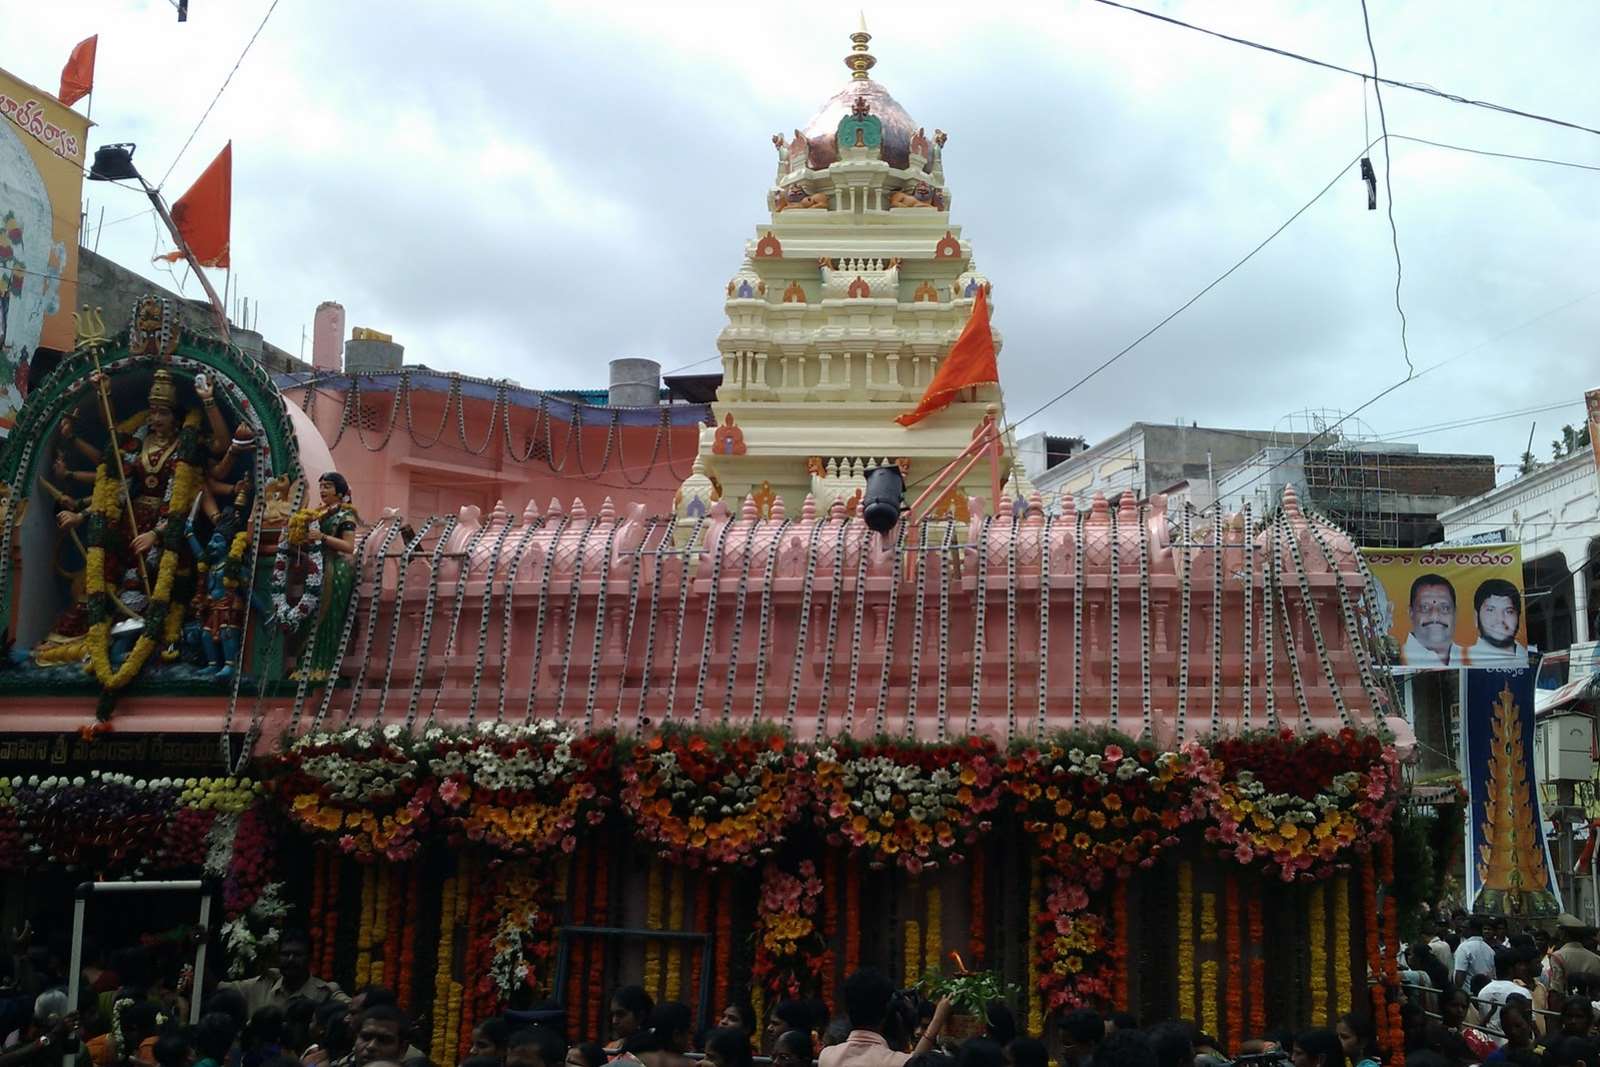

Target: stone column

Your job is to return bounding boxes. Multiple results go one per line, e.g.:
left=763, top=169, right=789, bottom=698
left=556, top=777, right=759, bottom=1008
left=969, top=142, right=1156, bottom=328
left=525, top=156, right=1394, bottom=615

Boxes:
left=1575, top=553, right=1591, bottom=645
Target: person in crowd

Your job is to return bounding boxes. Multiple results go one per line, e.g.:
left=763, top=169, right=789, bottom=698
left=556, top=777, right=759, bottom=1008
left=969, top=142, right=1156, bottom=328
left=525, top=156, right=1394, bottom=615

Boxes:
left=240, top=1007, right=287, bottom=1067
left=468, top=1020, right=510, bottom=1062
left=1191, top=1033, right=1225, bottom=1067
left=703, top=1028, right=752, bottom=1067
left=604, top=989, right=653, bottom=1058
left=952, top=1038, right=1002, bottom=1067
left=1546, top=1035, right=1600, bottom=1067
left=1426, top=920, right=1455, bottom=974
left=818, top=971, right=950, bottom=1067
left=1289, top=1029, right=1344, bottom=1067
left=1486, top=917, right=1509, bottom=949
left=224, top=934, right=348, bottom=1021
left=1560, top=998, right=1596, bottom=1040
left=1478, top=946, right=1547, bottom=1035
left=615, top=1005, right=692, bottom=1067
left=1104, top=1014, right=1138, bottom=1037
left=1433, top=986, right=1495, bottom=1062
left=765, top=1003, right=817, bottom=1056
left=773, top=1030, right=813, bottom=1067
left=821, top=1020, right=851, bottom=1050
left=0, top=989, right=75, bottom=1067
left=715, top=1001, right=755, bottom=1039
left=302, top=1001, right=353, bottom=1067
left=1483, top=999, right=1536, bottom=1063
left=152, top=1034, right=194, bottom=1067
left=979, top=1003, right=1015, bottom=1050
left=1551, top=916, right=1600, bottom=1007
left=1146, top=1023, right=1195, bottom=1067
left=562, top=1043, right=606, bottom=1067
left=96, top=950, right=154, bottom=1028
left=1089, top=1031, right=1155, bottom=1067
left=350, top=1008, right=407, bottom=1067
left=1056, top=1011, right=1103, bottom=1067
left=1335, top=1015, right=1379, bottom=1067
left=84, top=999, right=159, bottom=1067
left=1454, top=916, right=1497, bottom=989
left=194, top=1013, right=241, bottom=1067
left=282, top=1000, right=317, bottom=1060
left=1003, top=1038, right=1045, bottom=1067
left=504, top=1030, right=566, bottom=1067
left=1399, top=1054, right=1450, bottom=1067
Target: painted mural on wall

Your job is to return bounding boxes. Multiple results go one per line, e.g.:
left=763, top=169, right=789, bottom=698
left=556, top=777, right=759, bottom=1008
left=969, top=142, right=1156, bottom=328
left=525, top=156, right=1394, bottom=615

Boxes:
left=0, top=67, right=87, bottom=434
left=1463, top=667, right=1560, bottom=916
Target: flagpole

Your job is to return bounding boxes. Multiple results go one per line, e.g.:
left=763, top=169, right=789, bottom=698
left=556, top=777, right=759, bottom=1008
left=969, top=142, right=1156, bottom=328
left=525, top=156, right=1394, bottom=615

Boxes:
left=137, top=177, right=231, bottom=341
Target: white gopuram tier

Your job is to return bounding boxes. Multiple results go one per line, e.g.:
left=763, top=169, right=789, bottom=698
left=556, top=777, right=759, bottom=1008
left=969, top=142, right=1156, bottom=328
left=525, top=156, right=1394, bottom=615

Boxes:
left=678, top=20, right=1018, bottom=525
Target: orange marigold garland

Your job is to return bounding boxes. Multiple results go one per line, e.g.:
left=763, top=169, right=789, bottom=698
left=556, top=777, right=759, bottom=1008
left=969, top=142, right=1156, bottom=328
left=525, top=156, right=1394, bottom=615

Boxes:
left=1247, top=889, right=1266, bottom=1038
left=587, top=849, right=610, bottom=1042
left=714, top=875, right=733, bottom=1027
left=844, top=863, right=861, bottom=979
left=1361, top=852, right=1384, bottom=1059
left=567, top=847, right=590, bottom=1026
left=1225, top=873, right=1244, bottom=1052
left=969, top=847, right=986, bottom=965
left=1379, top=837, right=1405, bottom=1067
left=689, top=876, right=712, bottom=1025
left=310, top=850, right=327, bottom=975
left=400, top=863, right=420, bottom=1014
left=383, top=864, right=405, bottom=997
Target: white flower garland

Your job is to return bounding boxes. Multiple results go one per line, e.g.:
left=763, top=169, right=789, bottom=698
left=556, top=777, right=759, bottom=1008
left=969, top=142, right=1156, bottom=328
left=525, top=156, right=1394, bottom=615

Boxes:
left=269, top=538, right=324, bottom=633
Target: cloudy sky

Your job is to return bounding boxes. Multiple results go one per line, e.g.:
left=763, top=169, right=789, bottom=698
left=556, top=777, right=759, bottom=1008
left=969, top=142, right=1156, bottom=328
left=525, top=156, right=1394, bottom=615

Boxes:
left=27, top=0, right=1600, bottom=482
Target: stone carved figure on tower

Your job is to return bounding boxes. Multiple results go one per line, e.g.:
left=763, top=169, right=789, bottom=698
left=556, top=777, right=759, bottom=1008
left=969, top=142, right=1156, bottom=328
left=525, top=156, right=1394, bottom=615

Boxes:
left=889, top=181, right=941, bottom=209
left=774, top=184, right=829, bottom=212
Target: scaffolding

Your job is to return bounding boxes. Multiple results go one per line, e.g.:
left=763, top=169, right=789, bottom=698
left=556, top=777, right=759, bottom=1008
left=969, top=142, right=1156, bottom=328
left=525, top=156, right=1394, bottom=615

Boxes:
left=1273, top=409, right=1400, bottom=548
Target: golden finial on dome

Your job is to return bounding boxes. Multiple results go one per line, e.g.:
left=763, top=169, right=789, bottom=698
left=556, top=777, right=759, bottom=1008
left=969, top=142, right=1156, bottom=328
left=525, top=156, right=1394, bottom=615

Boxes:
left=847, top=12, right=876, bottom=80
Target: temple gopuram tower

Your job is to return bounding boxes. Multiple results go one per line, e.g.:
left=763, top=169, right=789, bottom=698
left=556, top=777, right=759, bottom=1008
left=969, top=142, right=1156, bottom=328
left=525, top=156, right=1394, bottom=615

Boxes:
left=677, top=20, right=1016, bottom=523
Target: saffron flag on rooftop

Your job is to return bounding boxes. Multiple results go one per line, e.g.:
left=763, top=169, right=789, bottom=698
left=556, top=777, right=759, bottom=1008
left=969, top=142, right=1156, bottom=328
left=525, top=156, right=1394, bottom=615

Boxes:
left=896, top=285, right=999, bottom=427
left=158, top=142, right=232, bottom=269
left=59, top=35, right=97, bottom=108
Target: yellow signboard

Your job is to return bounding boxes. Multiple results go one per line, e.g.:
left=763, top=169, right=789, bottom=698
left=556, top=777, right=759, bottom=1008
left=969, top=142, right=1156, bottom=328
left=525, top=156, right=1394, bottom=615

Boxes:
left=1362, top=544, right=1528, bottom=671
left=0, top=67, right=88, bottom=434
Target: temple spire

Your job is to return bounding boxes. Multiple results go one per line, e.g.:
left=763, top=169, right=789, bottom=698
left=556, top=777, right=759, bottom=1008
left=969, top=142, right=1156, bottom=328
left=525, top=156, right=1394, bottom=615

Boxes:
left=847, top=14, right=876, bottom=80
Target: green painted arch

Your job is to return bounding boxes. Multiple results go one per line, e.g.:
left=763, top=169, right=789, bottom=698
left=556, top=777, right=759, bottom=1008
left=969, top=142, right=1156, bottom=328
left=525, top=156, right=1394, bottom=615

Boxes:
left=0, top=325, right=303, bottom=638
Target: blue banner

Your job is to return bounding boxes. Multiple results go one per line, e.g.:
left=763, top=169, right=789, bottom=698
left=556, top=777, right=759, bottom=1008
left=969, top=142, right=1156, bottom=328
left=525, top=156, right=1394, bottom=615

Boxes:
left=1463, top=667, right=1561, bottom=916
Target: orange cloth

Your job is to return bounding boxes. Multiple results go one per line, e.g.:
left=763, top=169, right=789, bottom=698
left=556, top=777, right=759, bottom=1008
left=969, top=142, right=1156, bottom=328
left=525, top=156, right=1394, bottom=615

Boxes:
left=160, top=142, right=232, bottom=268
left=59, top=35, right=97, bottom=107
left=85, top=1033, right=114, bottom=1067
left=895, top=285, right=998, bottom=427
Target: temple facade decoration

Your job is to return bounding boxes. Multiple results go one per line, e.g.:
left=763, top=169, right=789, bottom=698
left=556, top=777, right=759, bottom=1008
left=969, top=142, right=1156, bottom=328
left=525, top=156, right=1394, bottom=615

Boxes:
left=686, top=22, right=1010, bottom=523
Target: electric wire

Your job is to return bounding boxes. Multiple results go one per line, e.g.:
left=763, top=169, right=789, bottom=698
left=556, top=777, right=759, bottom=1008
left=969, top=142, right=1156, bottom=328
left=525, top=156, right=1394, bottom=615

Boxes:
left=1087, top=0, right=1600, bottom=139
left=157, top=0, right=281, bottom=189
left=1360, top=0, right=1412, bottom=377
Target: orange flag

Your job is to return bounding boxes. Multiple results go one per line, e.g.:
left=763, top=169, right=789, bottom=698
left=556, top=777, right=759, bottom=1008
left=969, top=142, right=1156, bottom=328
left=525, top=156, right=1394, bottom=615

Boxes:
left=896, top=285, right=999, bottom=427
left=159, top=142, right=231, bottom=269
left=59, top=35, right=97, bottom=107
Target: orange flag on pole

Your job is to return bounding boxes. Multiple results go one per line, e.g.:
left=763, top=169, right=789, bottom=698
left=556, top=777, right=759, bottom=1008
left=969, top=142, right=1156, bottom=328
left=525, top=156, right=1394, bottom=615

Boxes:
left=159, top=142, right=231, bottom=269
left=896, top=285, right=999, bottom=427
left=59, top=35, right=97, bottom=107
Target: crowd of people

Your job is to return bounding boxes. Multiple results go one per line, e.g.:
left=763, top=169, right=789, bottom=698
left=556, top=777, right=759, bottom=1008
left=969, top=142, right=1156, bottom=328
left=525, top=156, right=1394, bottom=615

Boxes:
left=8, top=912, right=1600, bottom=1067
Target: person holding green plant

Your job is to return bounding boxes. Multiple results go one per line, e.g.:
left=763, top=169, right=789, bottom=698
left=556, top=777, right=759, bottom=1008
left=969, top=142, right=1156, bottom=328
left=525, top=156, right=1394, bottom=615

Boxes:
left=818, top=971, right=951, bottom=1067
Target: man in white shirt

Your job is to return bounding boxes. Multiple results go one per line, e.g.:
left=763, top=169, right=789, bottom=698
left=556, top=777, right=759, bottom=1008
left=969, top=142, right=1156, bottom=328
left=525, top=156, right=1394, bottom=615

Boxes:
left=1477, top=947, right=1541, bottom=1042
left=1402, top=574, right=1466, bottom=667
left=1455, top=916, right=1497, bottom=989
left=1428, top=920, right=1455, bottom=972
left=1464, top=579, right=1528, bottom=667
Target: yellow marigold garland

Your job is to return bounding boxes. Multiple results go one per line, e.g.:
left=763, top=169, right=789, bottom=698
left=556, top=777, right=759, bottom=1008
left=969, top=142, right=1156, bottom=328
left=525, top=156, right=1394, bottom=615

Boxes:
left=431, top=871, right=458, bottom=1064
left=371, top=865, right=389, bottom=987
left=903, top=919, right=921, bottom=985
left=664, top=865, right=685, bottom=1002
left=643, top=860, right=663, bottom=998
left=1199, top=891, right=1219, bottom=1040
left=1309, top=882, right=1328, bottom=1025
left=355, top=863, right=376, bottom=990
left=924, top=884, right=942, bottom=978
left=1177, top=861, right=1196, bottom=1022
left=84, top=414, right=203, bottom=696
left=1027, top=857, right=1043, bottom=1036
left=1333, top=875, right=1353, bottom=1017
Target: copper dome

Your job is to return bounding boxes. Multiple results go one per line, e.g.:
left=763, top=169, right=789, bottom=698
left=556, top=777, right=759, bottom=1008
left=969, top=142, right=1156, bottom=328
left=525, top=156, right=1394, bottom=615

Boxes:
left=800, top=78, right=923, bottom=171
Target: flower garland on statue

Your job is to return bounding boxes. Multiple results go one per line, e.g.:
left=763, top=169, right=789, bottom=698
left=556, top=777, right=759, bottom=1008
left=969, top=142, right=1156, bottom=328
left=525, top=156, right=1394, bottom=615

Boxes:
left=1206, top=729, right=1399, bottom=881
left=620, top=727, right=810, bottom=868
left=82, top=413, right=204, bottom=710
left=430, top=722, right=614, bottom=856
left=751, top=859, right=832, bottom=1004
left=268, top=506, right=328, bottom=633
left=812, top=737, right=1005, bottom=873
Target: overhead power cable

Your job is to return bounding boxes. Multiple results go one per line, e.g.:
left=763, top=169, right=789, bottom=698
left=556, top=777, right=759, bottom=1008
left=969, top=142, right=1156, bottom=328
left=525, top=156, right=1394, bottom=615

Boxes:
left=1088, top=0, right=1600, bottom=139
left=1359, top=0, right=1412, bottom=377
left=159, top=0, right=281, bottom=188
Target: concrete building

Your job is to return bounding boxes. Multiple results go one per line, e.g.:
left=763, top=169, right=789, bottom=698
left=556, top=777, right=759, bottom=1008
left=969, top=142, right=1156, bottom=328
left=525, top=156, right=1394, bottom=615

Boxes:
left=1216, top=443, right=1497, bottom=549
left=1439, top=446, right=1600, bottom=651
left=1024, top=422, right=1318, bottom=513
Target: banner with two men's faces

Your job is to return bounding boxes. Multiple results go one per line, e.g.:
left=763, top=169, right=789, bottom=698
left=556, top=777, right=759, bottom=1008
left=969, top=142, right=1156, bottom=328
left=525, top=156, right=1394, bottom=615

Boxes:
left=1361, top=544, right=1528, bottom=672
